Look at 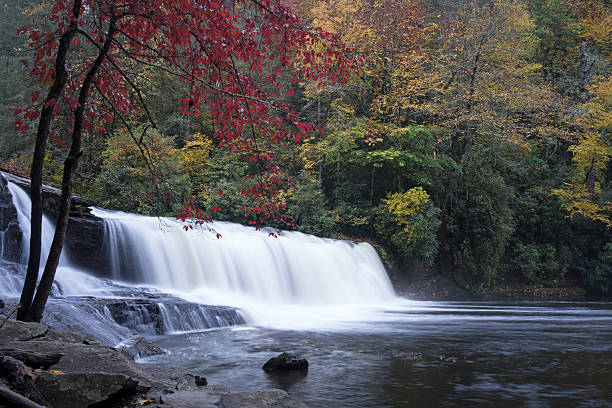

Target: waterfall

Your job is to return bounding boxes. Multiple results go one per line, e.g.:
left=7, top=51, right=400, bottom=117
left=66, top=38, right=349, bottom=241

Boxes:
left=2, top=178, right=398, bottom=329
left=91, top=207, right=396, bottom=308
left=6, top=181, right=64, bottom=266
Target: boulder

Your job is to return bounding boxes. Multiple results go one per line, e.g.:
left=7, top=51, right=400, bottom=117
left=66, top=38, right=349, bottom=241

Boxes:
left=0, top=320, right=49, bottom=343
left=262, top=352, right=308, bottom=372
left=35, top=372, right=138, bottom=408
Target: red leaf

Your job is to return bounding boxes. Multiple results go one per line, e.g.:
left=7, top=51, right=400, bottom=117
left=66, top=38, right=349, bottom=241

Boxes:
left=44, top=98, right=57, bottom=109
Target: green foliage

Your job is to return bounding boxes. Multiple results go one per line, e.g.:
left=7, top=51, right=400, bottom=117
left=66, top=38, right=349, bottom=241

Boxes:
left=582, top=242, right=612, bottom=295
left=529, top=0, right=582, bottom=94
left=511, top=242, right=569, bottom=287
left=91, top=126, right=190, bottom=215
left=375, top=199, right=441, bottom=266
left=286, top=177, right=337, bottom=236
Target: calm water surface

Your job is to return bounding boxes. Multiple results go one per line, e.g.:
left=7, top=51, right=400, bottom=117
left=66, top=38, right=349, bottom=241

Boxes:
left=141, top=301, right=612, bottom=407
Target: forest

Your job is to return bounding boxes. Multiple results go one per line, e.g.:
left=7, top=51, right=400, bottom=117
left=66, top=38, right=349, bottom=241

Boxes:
left=1, top=0, right=610, bottom=297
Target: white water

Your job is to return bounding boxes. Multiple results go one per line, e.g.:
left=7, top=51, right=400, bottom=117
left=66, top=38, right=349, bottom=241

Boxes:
left=91, top=207, right=399, bottom=328
left=3, top=182, right=113, bottom=297
left=2, top=180, right=401, bottom=329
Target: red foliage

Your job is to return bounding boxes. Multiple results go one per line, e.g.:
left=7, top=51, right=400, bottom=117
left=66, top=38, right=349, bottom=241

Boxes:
left=17, top=0, right=354, bottom=230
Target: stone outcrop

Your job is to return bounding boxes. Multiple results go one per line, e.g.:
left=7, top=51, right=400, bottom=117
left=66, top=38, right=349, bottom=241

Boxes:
left=0, top=319, right=311, bottom=408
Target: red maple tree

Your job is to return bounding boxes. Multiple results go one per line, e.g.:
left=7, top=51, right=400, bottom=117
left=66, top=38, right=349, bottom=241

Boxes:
left=15, top=0, right=354, bottom=322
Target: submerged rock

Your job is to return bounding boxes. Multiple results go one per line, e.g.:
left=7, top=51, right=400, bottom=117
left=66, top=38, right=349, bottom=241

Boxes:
left=221, top=389, right=310, bottom=408
left=194, top=375, right=208, bottom=386
left=115, top=335, right=164, bottom=360
left=263, top=352, right=309, bottom=372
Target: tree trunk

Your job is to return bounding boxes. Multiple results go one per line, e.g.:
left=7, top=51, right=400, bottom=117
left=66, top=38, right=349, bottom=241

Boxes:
left=579, top=41, right=589, bottom=102
left=28, top=15, right=118, bottom=322
left=17, top=0, right=82, bottom=322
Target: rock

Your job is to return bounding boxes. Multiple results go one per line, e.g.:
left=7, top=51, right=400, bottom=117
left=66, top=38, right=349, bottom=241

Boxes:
left=194, top=375, right=208, bottom=386
left=262, top=352, right=308, bottom=372
left=115, top=335, right=164, bottom=360
left=35, top=372, right=138, bottom=408
left=64, top=217, right=110, bottom=276
left=0, top=348, right=63, bottom=369
left=158, top=389, right=221, bottom=407
left=0, top=320, right=164, bottom=408
left=0, top=320, right=49, bottom=343
left=220, top=389, right=310, bottom=408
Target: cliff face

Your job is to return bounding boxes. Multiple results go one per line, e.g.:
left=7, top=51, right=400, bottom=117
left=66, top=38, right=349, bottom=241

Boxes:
left=0, top=171, right=111, bottom=277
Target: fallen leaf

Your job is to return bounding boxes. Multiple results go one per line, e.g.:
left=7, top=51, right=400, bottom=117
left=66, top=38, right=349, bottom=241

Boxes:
left=48, top=369, right=64, bottom=375
left=137, top=398, right=157, bottom=406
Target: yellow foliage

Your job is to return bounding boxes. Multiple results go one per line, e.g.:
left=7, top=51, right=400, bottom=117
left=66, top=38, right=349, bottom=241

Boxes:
left=553, top=183, right=612, bottom=228
left=384, top=187, right=430, bottom=242
left=103, top=128, right=177, bottom=180
left=178, top=133, right=213, bottom=178
left=554, top=76, right=612, bottom=228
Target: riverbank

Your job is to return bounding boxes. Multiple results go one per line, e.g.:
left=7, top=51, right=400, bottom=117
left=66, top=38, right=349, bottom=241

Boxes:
left=395, top=275, right=602, bottom=301
left=0, top=317, right=308, bottom=408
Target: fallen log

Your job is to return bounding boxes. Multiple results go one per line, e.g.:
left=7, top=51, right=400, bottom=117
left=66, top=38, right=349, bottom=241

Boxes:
left=0, top=385, right=45, bottom=408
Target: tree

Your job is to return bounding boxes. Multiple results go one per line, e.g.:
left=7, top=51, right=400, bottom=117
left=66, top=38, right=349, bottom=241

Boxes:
left=15, top=0, right=351, bottom=322
left=554, top=76, right=612, bottom=227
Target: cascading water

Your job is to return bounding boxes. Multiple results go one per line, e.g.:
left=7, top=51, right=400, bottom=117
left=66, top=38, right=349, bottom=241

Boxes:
left=1, top=176, right=399, bottom=332
left=91, top=207, right=397, bottom=327
left=0, top=179, right=245, bottom=340
left=2, top=182, right=112, bottom=297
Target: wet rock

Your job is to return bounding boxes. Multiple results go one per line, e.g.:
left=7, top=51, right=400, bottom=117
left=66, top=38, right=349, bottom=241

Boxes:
left=36, top=372, right=138, bottom=408
left=220, top=389, right=309, bottom=408
left=0, top=320, right=49, bottom=342
left=194, top=375, right=208, bottom=386
left=115, top=335, right=163, bottom=360
left=65, top=217, right=109, bottom=276
left=159, top=389, right=221, bottom=407
left=263, top=352, right=308, bottom=372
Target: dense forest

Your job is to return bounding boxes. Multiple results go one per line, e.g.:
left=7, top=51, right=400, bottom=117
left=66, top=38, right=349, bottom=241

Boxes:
left=1, top=0, right=610, bottom=296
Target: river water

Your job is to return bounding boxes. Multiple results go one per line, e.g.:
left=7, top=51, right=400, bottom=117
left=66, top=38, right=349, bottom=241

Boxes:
left=142, top=300, right=612, bottom=408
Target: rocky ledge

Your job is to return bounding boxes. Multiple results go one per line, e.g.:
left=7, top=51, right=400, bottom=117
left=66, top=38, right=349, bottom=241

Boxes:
left=0, top=319, right=309, bottom=408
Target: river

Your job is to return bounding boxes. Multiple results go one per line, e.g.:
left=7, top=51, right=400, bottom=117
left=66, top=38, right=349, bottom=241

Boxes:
left=141, top=300, right=612, bottom=408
